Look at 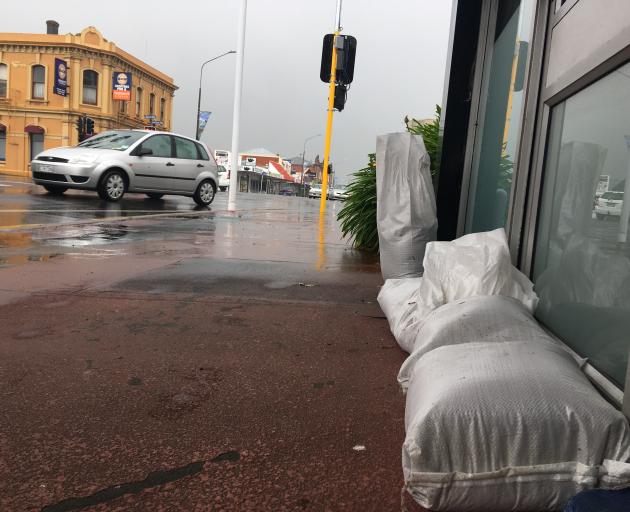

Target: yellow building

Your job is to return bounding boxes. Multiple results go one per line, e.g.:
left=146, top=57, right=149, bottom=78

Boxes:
left=0, top=21, right=177, bottom=177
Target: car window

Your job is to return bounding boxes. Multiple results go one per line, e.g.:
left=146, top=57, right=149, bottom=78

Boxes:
left=174, top=137, right=198, bottom=160
left=140, top=135, right=172, bottom=158
left=196, top=143, right=210, bottom=161
left=602, top=192, right=624, bottom=200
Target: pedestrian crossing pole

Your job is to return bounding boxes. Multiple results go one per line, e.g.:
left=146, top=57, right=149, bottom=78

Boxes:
left=319, top=0, right=343, bottom=216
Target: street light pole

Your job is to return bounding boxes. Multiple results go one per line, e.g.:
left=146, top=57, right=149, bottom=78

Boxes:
left=301, top=133, right=321, bottom=196
left=195, top=50, right=236, bottom=140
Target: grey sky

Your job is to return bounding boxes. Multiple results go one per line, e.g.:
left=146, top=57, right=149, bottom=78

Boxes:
left=2, top=0, right=452, bottom=183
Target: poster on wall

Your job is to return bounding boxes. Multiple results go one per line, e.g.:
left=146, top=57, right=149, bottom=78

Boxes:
left=53, top=58, right=68, bottom=96
left=112, top=72, right=132, bottom=101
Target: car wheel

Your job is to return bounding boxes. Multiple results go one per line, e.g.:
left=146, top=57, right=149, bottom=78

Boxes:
left=193, top=179, right=216, bottom=206
left=146, top=193, right=164, bottom=200
left=98, top=170, right=127, bottom=202
left=43, top=185, right=68, bottom=195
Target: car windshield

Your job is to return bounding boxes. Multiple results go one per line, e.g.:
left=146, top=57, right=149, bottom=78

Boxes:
left=77, top=130, right=147, bottom=151
left=602, top=192, right=624, bottom=200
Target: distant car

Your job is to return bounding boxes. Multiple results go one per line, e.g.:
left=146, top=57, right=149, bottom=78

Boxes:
left=279, top=189, right=295, bottom=196
left=594, top=191, right=624, bottom=220
left=308, top=185, right=322, bottom=198
left=218, top=165, right=229, bottom=191
left=30, top=129, right=219, bottom=206
left=333, top=186, right=348, bottom=201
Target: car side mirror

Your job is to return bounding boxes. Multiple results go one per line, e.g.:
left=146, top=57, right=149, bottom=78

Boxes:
left=137, top=147, right=153, bottom=156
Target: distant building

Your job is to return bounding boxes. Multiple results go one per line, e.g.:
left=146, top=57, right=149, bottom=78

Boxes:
left=0, top=22, right=177, bottom=176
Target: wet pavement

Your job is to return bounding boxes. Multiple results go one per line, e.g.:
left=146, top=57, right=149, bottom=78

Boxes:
left=0, top=175, right=418, bottom=511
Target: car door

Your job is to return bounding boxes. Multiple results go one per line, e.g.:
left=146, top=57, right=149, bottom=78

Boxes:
left=131, top=134, right=176, bottom=191
left=173, top=136, right=203, bottom=192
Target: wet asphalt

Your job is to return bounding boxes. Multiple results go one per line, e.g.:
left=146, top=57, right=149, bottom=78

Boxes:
left=0, top=175, right=418, bottom=511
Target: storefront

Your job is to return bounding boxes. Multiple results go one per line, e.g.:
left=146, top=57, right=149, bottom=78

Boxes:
left=439, top=0, right=630, bottom=408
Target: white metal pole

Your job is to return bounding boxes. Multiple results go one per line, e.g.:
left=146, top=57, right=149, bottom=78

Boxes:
left=228, top=0, right=248, bottom=211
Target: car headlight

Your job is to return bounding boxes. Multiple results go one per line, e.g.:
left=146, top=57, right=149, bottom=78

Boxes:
left=68, top=153, right=99, bottom=165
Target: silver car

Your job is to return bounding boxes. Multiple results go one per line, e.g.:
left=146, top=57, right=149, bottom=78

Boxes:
left=31, top=129, right=219, bottom=206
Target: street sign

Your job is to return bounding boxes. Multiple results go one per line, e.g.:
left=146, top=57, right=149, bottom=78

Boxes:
left=144, top=114, right=156, bottom=119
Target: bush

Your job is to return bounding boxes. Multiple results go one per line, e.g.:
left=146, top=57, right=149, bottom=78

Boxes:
left=338, top=106, right=441, bottom=253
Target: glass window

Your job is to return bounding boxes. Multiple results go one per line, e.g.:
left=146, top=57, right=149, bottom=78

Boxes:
left=0, top=63, right=7, bottom=98
left=465, top=0, right=535, bottom=233
left=533, top=61, right=630, bottom=388
left=160, top=97, right=166, bottom=121
left=30, top=132, right=44, bottom=160
left=136, top=87, right=142, bottom=116
left=140, top=135, right=172, bottom=158
left=174, top=137, right=198, bottom=159
left=196, top=143, right=210, bottom=160
left=32, top=65, right=45, bottom=99
left=78, top=130, right=146, bottom=151
left=149, top=93, right=155, bottom=116
left=82, top=70, right=98, bottom=105
left=0, top=130, right=6, bottom=161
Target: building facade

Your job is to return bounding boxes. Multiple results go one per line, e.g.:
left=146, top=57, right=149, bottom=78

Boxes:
left=439, top=0, right=630, bottom=411
left=0, top=22, right=177, bottom=177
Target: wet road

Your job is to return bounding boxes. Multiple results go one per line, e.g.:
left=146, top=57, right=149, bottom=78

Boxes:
left=0, top=175, right=418, bottom=511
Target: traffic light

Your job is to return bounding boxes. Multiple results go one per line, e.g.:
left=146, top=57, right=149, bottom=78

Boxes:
left=327, top=163, right=333, bottom=174
left=320, top=34, right=357, bottom=85
left=75, top=116, right=85, bottom=141
left=85, top=117, right=95, bottom=135
left=333, top=84, right=347, bottom=112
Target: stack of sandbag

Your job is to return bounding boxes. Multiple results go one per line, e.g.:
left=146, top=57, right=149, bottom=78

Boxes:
left=377, top=229, right=630, bottom=511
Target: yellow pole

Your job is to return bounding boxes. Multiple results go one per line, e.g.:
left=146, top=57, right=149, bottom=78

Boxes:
left=319, top=32, right=339, bottom=215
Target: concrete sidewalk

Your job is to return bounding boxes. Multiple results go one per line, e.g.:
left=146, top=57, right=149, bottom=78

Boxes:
left=0, top=195, right=415, bottom=511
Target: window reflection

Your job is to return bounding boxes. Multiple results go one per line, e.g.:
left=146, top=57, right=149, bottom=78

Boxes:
left=533, top=62, right=630, bottom=388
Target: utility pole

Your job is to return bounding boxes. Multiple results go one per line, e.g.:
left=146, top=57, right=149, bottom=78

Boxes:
left=228, top=0, right=248, bottom=212
left=319, top=0, right=343, bottom=216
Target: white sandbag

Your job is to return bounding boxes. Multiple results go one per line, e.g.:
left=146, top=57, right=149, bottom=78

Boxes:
left=376, top=132, right=437, bottom=280
left=377, top=278, right=423, bottom=353
left=397, top=295, right=568, bottom=390
left=416, top=228, right=538, bottom=318
left=403, top=340, right=630, bottom=511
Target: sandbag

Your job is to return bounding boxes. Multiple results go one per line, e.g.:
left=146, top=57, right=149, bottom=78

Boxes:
left=397, top=295, right=569, bottom=390
left=376, top=278, right=423, bottom=353
left=403, top=341, right=630, bottom=511
left=416, top=228, right=538, bottom=318
left=376, top=132, right=437, bottom=280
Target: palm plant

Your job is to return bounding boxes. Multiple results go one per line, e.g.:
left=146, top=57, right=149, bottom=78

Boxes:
left=338, top=106, right=441, bottom=253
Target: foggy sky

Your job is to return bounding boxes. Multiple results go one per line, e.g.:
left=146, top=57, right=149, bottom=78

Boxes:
left=2, top=0, right=452, bottom=183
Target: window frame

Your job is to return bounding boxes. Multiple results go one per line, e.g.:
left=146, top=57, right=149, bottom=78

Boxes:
left=0, top=63, right=8, bottom=98
left=82, top=69, right=99, bottom=106
left=31, top=64, right=46, bottom=100
left=134, top=134, right=174, bottom=158
left=29, top=132, right=45, bottom=161
left=0, top=128, right=6, bottom=162
left=160, top=97, right=166, bottom=121
left=149, top=92, right=155, bottom=116
left=136, top=87, right=143, bottom=117
left=173, top=136, right=199, bottom=160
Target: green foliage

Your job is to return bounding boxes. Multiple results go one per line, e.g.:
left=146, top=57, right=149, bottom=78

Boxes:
left=337, top=154, right=378, bottom=252
left=338, top=107, right=441, bottom=253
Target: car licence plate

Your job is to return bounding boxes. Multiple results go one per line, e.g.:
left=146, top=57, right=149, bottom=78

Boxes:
left=38, top=164, right=53, bottom=173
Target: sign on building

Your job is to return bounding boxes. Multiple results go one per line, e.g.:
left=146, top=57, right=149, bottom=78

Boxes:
left=53, top=58, right=67, bottom=96
left=112, top=72, right=132, bottom=101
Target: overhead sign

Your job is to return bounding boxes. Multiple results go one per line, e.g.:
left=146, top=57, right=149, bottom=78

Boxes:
left=53, top=58, right=68, bottom=96
left=112, top=72, right=132, bottom=101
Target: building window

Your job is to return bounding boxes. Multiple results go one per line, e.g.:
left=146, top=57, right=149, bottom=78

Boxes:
left=0, top=64, right=7, bottom=98
left=464, top=0, right=535, bottom=233
left=533, top=61, right=630, bottom=389
left=119, top=100, right=126, bottom=114
left=136, top=87, right=142, bottom=116
left=149, top=93, right=155, bottom=116
left=160, top=97, right=166, bottom=121
left=82, top=70, right=98, bottom=105
left=32, top=65, right=45, bottom=99
left=0, top=125, right=6, bottom=161
left=29, top=132, right=44, bottom=161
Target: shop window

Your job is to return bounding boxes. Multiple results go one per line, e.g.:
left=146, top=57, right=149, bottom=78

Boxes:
left=0, top=125, right=6, bottom=161
left=149, top=93, right=155, bottom=116
left=32, top=65, right=45, bottom=99
left=82, top=70, right=98, bottom=105
left=0, top=64, right=7, bottom=98
left=465, top=0, right=535, bottom=233
left=533, top=61, right=630, bottom=388
left=29, top=132, right=44, bottom=161
left=136, top=87, right=142, bottom=116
